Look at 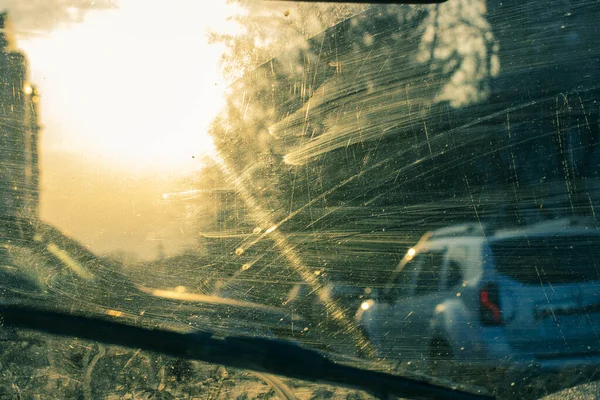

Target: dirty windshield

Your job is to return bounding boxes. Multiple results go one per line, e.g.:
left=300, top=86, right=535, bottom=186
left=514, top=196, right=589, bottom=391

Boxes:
left=1, top=0, right=599, bottom=399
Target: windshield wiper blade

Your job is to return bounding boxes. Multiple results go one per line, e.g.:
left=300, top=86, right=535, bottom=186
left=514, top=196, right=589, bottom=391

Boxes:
left=0, top=304, right=493, bottom=400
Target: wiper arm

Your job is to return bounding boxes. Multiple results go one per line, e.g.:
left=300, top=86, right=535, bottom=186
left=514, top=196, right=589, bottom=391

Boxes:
left=0, top=304, right=492, bottom=400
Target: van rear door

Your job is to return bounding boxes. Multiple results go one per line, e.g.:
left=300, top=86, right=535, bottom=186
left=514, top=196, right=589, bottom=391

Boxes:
left=490, top=235, right=600, bottom=356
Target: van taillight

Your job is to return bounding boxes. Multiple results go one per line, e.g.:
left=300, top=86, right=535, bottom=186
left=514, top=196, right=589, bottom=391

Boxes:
left=480, top=284, right=502, bottom=325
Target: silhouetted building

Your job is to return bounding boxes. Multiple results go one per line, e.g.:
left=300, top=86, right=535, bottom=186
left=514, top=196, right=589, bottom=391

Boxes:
left=0, top=12, right=41, bottom=239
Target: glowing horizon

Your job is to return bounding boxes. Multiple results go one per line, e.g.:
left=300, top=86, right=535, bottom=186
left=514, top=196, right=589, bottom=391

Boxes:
left=20, top=0, right=242, bottom=175
left=12, top=0, right=246, bottom=259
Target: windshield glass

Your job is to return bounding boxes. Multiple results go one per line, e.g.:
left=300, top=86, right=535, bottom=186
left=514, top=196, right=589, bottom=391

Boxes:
left=1, top=0, right=600, bottom=398
left=490, top=236, right=600, bottom=284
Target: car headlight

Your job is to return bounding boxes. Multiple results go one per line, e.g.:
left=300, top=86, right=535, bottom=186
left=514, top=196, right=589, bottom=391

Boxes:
left=360, top=299, right=375, bottom=311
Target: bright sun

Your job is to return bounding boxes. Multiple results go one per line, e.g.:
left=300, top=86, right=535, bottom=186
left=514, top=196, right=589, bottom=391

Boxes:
left=20, top=0, right=241, bottom=174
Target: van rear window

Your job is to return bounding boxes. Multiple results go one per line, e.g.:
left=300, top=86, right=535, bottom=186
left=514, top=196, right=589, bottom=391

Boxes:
left=490, top=236, right=600, bottom=284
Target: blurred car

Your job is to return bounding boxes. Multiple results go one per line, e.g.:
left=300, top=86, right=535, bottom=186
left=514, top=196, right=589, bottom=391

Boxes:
left=0, top=244, right=44, bottom=298
left=0, top=236, right=305, bottom=343
left=286, top=280, right=372, bottom=325
left=357, top=217, right=600, bottom=388
left=139, top=284, right=308, bottom=340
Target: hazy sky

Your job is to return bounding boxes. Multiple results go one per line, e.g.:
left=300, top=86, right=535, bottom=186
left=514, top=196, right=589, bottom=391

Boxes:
left=10, top=0, right=241, bottom=259
left=5, top=0, right=369, bottom=260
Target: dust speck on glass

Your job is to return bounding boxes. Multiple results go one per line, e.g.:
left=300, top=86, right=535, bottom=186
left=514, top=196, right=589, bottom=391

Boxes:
left=0, top=0, right=599, bottom=399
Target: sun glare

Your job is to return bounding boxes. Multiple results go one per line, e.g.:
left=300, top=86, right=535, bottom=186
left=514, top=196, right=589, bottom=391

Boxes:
left=21, top=0, right=242, bottom=174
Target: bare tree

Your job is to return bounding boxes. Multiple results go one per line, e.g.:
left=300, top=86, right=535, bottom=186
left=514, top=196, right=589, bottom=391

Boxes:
left=209, top=1, right=367, bottom=81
